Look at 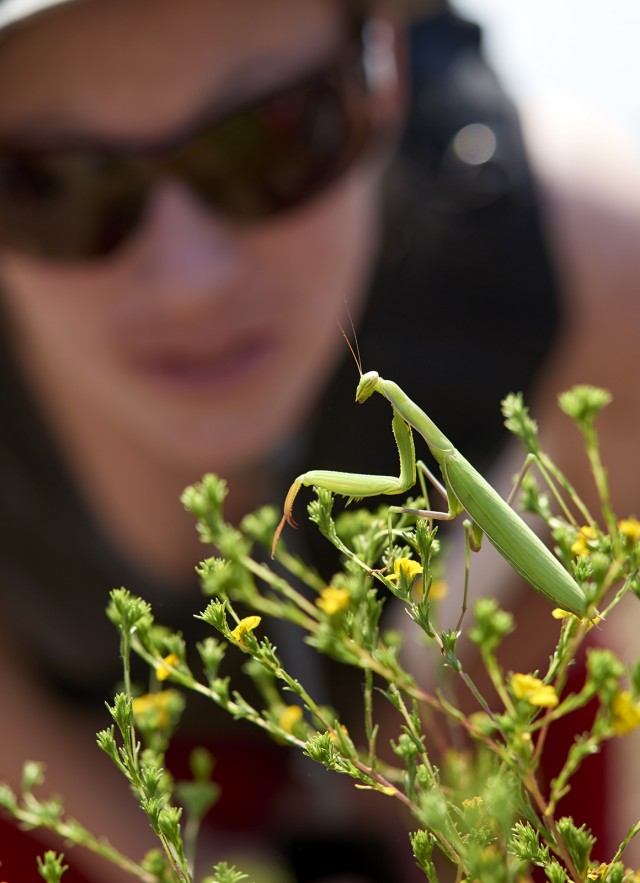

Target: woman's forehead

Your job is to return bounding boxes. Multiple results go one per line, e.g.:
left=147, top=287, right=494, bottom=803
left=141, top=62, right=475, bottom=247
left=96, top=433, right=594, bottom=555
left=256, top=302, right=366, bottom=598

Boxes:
left=0, top=0, right=347, bottom=139
left=0, top=0, right=410, bottom=33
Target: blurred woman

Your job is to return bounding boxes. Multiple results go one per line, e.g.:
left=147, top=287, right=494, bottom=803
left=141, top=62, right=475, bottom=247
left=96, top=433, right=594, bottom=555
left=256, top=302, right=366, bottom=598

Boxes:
left=1, top=0, right=615, bottom=879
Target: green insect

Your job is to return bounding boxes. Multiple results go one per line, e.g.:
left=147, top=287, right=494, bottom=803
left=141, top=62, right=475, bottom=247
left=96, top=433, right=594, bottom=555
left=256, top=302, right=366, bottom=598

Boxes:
left=272, top=370, right=588, bottom=618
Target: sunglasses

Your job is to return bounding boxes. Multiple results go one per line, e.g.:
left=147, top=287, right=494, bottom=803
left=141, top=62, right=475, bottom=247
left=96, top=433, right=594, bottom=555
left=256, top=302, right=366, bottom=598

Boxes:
left=0, top=23, right=395, bottom=262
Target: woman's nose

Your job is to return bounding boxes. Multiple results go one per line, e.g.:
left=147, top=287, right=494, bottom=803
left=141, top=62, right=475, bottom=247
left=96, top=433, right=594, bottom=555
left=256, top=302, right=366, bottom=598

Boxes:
left=129, top=177, right=244, bottom=315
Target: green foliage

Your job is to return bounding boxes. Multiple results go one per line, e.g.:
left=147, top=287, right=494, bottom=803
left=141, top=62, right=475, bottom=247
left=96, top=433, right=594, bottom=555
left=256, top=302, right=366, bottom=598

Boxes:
left=468, top=597, right=514, bottom=652
left=558, top=386, right=612, bottom=430
left=37, top=851, right=69, bottom=883
left=203, top=863, right=251, bottom=883
left=3, top=385, right=640, bottom=881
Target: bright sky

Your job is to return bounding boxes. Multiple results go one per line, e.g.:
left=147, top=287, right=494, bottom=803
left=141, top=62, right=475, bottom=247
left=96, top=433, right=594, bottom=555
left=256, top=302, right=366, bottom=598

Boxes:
left=451, top=0, right=640, bottom=147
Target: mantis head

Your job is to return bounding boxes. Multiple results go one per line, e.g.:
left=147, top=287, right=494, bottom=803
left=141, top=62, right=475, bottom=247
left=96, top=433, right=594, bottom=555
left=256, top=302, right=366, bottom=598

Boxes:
left=356, top=370, right=380, bottom=403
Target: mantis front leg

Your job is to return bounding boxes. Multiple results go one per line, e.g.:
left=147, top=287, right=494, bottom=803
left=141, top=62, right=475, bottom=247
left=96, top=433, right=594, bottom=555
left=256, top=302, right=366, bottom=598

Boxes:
left=271, top=411, right=416, bottom=557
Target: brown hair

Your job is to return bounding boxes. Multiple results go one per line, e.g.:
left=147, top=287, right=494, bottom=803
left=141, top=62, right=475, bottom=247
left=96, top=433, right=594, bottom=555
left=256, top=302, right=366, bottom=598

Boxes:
left=344, top=0, right=444, bottom=18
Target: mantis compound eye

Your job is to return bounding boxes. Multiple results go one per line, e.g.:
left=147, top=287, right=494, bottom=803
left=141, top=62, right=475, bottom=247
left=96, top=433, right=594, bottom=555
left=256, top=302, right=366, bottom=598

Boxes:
left=355, top=370, right=379, bottom=403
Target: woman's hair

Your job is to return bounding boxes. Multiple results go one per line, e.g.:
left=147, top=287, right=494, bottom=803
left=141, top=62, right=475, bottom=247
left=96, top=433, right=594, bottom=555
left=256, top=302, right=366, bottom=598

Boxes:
left=0, top=0, right=439, bottom=40
left=349, top=0, right=444, bottom=15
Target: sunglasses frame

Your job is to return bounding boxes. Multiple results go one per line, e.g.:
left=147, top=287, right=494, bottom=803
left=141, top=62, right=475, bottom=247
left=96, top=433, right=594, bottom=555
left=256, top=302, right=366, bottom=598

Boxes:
left=0, top=17, right=399, bottom=261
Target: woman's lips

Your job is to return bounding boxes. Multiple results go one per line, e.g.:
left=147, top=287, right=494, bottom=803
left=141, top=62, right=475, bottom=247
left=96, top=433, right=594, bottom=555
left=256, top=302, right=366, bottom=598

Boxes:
left=133, top=333, right=278, bottom=394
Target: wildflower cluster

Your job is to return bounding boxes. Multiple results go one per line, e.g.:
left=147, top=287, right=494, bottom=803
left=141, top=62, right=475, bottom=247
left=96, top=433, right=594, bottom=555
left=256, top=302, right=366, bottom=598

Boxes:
left=2, top=385, right=639, bottom=882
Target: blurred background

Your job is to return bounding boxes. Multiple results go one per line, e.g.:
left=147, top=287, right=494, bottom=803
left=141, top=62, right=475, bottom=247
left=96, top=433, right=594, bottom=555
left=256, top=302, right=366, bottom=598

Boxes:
left=452, top=0, right=640, bottom=148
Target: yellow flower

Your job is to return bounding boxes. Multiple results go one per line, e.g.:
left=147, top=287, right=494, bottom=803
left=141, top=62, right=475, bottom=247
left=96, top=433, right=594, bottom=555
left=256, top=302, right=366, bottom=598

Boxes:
left=611, top=691, right=640, bottom=736
left=618, top=518, right=640, bottom=543
left=388, top=557, right=423, bottom=583
left=587, top=863, right=609, bottom=879
left=412, top=577, right=447, bottom=601
left=355, top=782, right=396, bottom=796
left=329, top=724, right=349, bottom=745
left=511, top=673, right=559, bottom=708
left=462, top=796, right=484, bottom=809
left=428, top=579, right=448, bottom=600
left=279, top=705, right=303, bottom=734
left=132, top=691, right=174, bottom=728
left=317, top=585, right=350, bottom=615
left=571, top=525, right=598, bottom=556
left=230, top=615, right=261, bottom=644
left=155, top=652, right=180, bottom=681
left=552, top=608, right=601, bottom=630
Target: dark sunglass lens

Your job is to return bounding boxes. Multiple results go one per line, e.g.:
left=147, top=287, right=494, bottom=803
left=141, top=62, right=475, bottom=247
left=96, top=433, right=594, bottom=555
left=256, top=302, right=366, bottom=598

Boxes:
left=0, top=151, right=147, bottom=259
left=183, top=65, right=371, bottom=219
left=0, top=50, right=375, bottom=257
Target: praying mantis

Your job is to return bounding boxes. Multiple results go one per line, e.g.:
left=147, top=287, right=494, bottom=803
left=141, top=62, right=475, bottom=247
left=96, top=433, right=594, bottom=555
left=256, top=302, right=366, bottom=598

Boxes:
left=272, top=370, right=588, bottom=618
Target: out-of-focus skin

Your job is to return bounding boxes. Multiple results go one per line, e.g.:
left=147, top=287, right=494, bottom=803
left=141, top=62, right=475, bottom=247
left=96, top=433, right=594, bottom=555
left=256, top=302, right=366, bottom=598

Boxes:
left=0, top=0, right=401, bottom=583
left=0, top=1, right=407, bottom=880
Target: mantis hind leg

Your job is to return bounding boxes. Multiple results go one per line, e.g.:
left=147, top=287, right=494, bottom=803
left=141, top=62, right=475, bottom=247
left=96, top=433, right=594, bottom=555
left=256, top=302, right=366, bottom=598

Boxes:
left=455, top=519, right=476, bottom=633
left=384, top=459, right=484, bottom=584
left=388, top=459, right=455, bottom=522
left=413, top=460, right=483, bottom=552
left=380, top=460, right=457, bottom=571
left=506, top=452, right=537, bottom=506
left=417, top=459, right=448, bottom=504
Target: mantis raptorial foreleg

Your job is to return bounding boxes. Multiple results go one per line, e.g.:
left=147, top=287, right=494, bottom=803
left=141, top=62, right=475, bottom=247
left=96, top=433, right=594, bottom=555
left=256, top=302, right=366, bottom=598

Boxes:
left=273, top=371, right=589, bottom=618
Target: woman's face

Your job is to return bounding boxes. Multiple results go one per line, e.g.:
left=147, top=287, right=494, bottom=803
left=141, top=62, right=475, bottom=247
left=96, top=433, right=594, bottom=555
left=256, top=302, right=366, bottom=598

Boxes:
left=0, top=0, right=395, bottom=477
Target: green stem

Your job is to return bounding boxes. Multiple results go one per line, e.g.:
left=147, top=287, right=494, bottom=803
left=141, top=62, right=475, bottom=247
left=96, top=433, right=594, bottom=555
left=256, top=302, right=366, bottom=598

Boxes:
left=11, top=808, right=159, bottom=882
left=363, top=668, right=377, bottom=768
left=535, top=454, right=594, bottom=528
left=239, top=555, right=322, bottom=622
left=583, top=425, right=618, bottom=542
left=481, top=647, right=515, bottom=715
left=523, top=771, right=581, bottom=882
left=612, top=820, right=640, bottom=864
